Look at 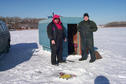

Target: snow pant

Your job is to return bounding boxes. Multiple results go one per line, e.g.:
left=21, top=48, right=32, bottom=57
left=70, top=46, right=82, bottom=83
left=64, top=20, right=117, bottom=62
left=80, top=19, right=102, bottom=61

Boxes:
left=80, top=38, right=96, bottom=60
left=50, top=37, right=63, bottom=64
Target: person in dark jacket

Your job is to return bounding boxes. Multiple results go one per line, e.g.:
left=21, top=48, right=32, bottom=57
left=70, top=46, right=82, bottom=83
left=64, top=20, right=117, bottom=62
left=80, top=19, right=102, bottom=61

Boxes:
left=77, top=13, right=97, bottom=63
left=47, top=14, right=67, bottom=65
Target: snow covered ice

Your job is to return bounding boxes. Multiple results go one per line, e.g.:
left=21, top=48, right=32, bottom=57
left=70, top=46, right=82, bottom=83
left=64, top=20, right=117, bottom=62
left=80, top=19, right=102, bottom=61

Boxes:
left=0, top=28, right=126, bottom=84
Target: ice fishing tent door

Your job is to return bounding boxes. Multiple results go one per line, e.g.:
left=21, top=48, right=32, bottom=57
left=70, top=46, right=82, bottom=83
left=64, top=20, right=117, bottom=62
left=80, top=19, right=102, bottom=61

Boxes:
left=67, top=24, right=78, bottom=55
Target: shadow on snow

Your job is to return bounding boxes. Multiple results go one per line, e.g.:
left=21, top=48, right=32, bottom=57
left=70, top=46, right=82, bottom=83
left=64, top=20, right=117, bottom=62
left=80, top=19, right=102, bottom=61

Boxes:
left=0, top=43, right=38, bottom=71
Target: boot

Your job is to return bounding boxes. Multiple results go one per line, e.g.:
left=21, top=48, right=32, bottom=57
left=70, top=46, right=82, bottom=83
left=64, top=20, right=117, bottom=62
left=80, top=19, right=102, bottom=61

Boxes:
left=89, top=59, right=96, bottom=63
left=79, top=58, right=87, bottom=61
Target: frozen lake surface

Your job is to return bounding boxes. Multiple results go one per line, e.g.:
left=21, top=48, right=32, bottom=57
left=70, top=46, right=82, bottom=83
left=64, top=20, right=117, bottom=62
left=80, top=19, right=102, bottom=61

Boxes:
left=0, top=28, right=126, bottom=84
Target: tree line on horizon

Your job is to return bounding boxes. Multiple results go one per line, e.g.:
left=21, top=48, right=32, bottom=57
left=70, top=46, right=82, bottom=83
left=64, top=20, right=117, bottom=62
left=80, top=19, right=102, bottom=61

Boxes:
left=104, top=21, right=126, bottom=27
left=0, top=16, right=46, bottom=30
left=0, top=16, right=126, bottom=30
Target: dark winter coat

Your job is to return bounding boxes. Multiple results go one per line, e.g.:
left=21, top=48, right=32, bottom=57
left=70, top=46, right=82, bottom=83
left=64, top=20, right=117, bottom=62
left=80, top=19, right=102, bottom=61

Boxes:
left=77, top=20, right=97, bottom=40
left=47, top=21, right=66, bottom=41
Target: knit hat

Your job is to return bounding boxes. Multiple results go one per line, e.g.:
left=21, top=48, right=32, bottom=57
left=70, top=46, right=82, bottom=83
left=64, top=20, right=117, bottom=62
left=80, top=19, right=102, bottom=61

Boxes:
left=83, top=13, right=89, bottom=17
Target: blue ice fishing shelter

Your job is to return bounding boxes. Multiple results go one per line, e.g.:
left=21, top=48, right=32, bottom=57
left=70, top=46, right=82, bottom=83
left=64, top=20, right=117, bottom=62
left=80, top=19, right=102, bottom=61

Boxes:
left=38, top=17, right=83, bottom=60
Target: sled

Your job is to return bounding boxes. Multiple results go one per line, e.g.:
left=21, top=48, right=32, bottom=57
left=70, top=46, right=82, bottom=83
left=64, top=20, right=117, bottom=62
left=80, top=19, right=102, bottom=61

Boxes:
left=59, top=72, right=76, bottom=80
left=95, top=51, right=102, bottom=59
